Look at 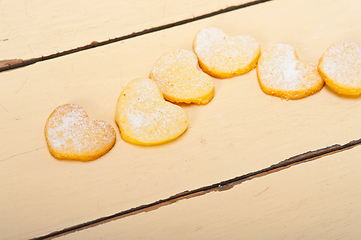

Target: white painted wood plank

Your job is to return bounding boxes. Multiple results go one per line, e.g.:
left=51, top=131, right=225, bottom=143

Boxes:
left=1, top=0, right=360, bottom=239
left=59, top=146, right=361, bottom=240
left=0, top=0, right=259, bottom=60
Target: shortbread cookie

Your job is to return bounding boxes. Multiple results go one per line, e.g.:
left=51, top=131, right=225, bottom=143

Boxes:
left=257, top=44, right=324, bottom=100
left=193, top=27, right=261, bottom=79
left=45, top=104, right=116, bottom=161
left=115, top=77, right=188, bottom=145
left=150, top=49, right=214, bottom=104
left=318, top=41, right=361, bottom=95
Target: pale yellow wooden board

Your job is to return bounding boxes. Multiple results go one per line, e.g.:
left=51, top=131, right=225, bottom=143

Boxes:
left=59, top=145, right=361, bottom=240
left=0, top=0, right=257, bottom=60
left=1, top=0, right=361, bottom=239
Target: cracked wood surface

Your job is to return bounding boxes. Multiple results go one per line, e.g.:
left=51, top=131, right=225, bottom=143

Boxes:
left=32, top=141, right=361, bottom=239
left=58, top=146, right=361, bottom=240
left=1, top=0, right=361, bottom=239
left=0, top=0, right=261, bottom=60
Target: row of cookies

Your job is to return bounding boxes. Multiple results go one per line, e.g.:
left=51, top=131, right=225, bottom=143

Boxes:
left=111, top=28, right=264, bottom=148
left=148, top=27, right=361, bottom=102
left=112, top=28, right=262, bottom=148
left=117, top=27, right=361, bottom=146
left=194, top=27, right=361, bottom=99
left=44, top=27, right=361, bottom=161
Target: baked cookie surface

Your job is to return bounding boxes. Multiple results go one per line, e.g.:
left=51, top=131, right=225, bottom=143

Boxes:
left=193, top=27, right=261, bottom=79
left=115, top=77, right=188, bottom=145
left=257, top=44, right=324, bottom=100
left=150, top=49, right=214, bottom=105
left=318, top=41, right=361, bottom=95
left=45, top=104, right=116, bottom=161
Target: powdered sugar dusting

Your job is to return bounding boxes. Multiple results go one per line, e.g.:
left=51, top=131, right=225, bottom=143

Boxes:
left=45, top=104, right=115, bottom=159
left=282, top=59, right=300, bottom=84
left=116, top=78, right=188, bottom=145
left=257, top=44, right=323, bottom=99
left=150, top=49, right=214, bottom=103
left=259, top=44, right=309, bottom=91
left=127, top=109, right=145, bottom=129
left=320, top=41, right=361, bottom=87
left=194, top=27, right=260, bottom=74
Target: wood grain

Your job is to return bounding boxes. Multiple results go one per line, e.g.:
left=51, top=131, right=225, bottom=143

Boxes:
left=0, top=0, right=360, bottom=239
left=57, top=145, right=361, bottom=240
left=0, top=0, right=261, bottom=60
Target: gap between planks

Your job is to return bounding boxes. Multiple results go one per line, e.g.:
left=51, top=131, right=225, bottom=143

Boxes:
left=0, top=0, right=272, bottom=73
left=4, top=0, right=356, bottom=238
left=31, top=138, right=361, bottom=240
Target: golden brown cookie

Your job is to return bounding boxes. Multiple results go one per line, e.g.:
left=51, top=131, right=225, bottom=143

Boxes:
left=150, top=49, right=215, bottom=105
left=115, top=77, right=188, bottom=145
left=193, top=27, right=261, bottom=79
left=318, top=41, right=361, bottom=95
left=45, top=104, right=116, bottom=161
left=257, top=44, right=324, bottom=100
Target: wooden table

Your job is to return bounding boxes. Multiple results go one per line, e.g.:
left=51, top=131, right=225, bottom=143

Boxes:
left=1, top=0, right=360, bottom=239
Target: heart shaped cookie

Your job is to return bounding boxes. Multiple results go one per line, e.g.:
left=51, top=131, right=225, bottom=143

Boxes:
left=193, top=27, right=261, bottom=79
left=150, top=49, right=215, bottom=105
left=257, top=44, right=324, bottom=100
left=115, top=77, right=188, bottom=145
left=45, top=104, right=116, bottom=161
left=318, top=41, right=361, bottom=95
